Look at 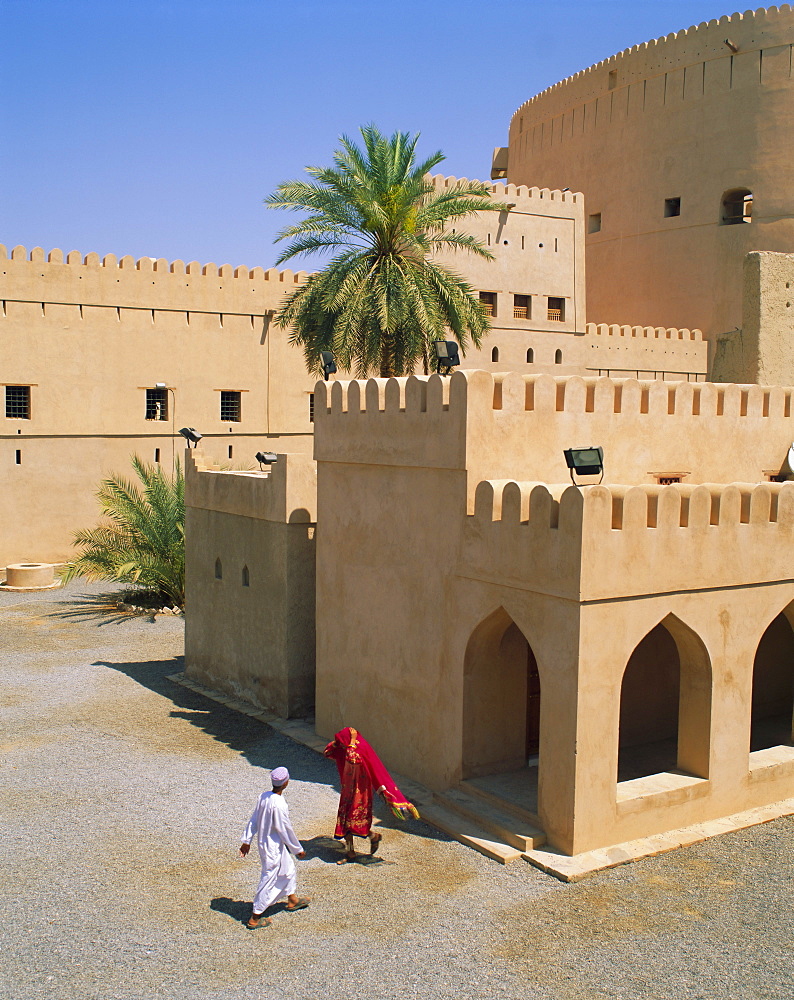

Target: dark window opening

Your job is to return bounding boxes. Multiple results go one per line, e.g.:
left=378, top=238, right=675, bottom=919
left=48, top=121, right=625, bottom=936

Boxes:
left=664, top=197, right=681, bottom=218
left=479, top=291, right=496, bottom=317
left=145, top=387, right=168, bottom=421
left=154, top=448, right=161, bottom=463
left=215, top=558, right=223, bottom=580
left=588, top=213, right=602, bottom=234
left=220, top=390, right=241, bottom=422
left=548, top=297, right=565, bottom=322
left=526, top=348, right=534, bottom=363
left=309, top=393, right=315, bottom=423
left=15, top=449, right=21, bottom=465
left=491, top=346, right=499, bottom=363
left=6, top=385, right=31, bottom=420
left=513, top=294, right=530, bottom=320
left=242, top=565, right=250, bottom=587
left=228, top=445, right=233, bottom=459
left=721, top=188, right=752, bottom=225
left=554, top=349, right=563, bottom=364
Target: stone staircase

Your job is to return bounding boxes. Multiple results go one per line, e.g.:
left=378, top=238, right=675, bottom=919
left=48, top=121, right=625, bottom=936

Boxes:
left=420, top=781, right=546, bottom=864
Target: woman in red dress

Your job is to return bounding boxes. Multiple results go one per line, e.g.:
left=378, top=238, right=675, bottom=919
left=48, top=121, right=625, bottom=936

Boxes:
left=324, top=727, right=419, bottom=864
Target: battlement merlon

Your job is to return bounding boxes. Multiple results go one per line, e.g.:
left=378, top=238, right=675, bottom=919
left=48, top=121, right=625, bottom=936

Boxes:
left=507, top=5, right=794, bottom=134
left=0, top=243, right=309, bottom=315
left=460, top=478, right=794, bottom=602
left=427, top=173, right=582, bottom=215
left=313, top=370, right=794, bottom=497
left=184, top=449, right=317, bottom=524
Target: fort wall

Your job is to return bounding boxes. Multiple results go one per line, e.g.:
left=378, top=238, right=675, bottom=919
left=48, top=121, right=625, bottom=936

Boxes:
left=498, top=6, right=794, bottom=342
left=184, top=450, right=316, bottom=717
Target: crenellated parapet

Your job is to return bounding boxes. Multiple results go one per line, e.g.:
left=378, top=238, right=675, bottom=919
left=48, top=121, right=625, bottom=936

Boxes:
left=313, top=370, right=794, bottom=492
left=585, top=323, right=703, bottom=341
left=427, top=173, right=581, bottom=209
left=185, top=449, right=316, bottom=524
left=460, top=476, right=794, bottom=601
left=584, top=323, right=708, bottom=377
left=509, top=6, right=794, bottom=134
left=0, top=242, right=308, bottom=315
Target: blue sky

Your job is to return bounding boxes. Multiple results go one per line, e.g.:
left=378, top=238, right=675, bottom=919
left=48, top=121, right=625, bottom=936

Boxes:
left=3, top=0, right=737, bottom=269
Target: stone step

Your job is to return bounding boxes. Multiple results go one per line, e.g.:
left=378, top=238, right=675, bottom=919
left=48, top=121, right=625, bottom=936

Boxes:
left=459, top=779, right=543, bottom=829
left=418, top=801, right=524, bottom=865
left=435, top=785, right=546, bottom=853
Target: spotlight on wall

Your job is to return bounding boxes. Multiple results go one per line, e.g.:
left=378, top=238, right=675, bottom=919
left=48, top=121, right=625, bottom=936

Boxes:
left=724, top=37, right=739, bottom=52
left=255, top=451, right=277, bottom=469
left=321, top=351, right=337, bottom=381
left=564, top=446, right=604, bottom=485
left=434, top=339, right=461, bottom=375
left=179, top=427, right=202, bottom=447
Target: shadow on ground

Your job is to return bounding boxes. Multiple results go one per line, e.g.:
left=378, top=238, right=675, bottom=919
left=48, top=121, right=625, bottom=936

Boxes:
left=46, top=590, right=177, bottom=626
left=92, top=654, right=449, bottom=848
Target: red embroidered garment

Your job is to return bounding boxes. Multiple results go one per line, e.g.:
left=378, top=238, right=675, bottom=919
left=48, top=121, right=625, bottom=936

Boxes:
left=324, top=727, right=419, bottom=839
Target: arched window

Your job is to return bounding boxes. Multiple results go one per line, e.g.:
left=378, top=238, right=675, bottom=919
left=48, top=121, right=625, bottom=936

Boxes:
left=554, top=349, right=563, bottom=364
left=214, top=558, right=223, bottom=580
left=242, top=565, right=250, bottom=587
left=720, top=188, right=752, bottom=225
left=491, top=346, right=499, bottom=363
left=526, top=348, right=534, bottom=363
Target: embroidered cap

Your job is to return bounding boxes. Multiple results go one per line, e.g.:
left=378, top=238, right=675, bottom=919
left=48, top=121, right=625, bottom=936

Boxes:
left=271, top=766, right=290, bottom=786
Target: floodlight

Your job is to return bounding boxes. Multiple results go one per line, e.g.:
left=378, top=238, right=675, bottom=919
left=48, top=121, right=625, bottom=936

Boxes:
left=255, top=451, right=277, bottom=469
left=179, top=427, right=202, bottom=447
left=564, top=446, right=604, bottom=485
left=321, top=351, right=337, bottom=381
left=434, top=339, right=461, bottom=375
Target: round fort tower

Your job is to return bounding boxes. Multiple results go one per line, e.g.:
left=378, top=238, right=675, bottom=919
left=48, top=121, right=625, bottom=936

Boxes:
left=493, top=6, right=794, bottom=347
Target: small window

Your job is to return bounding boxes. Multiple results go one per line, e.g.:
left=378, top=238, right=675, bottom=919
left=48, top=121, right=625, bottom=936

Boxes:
left=15, top=449, right=21, bottom=464
left=242, top=565, right=250, bottom=587
left=6, top=385, right=30, bottom=420
left=215, top=558, right=223, bottom=580
left=154, top=448, right=161, bottom=464
left=145, top=387, right=168, bottom=421
left=608, top=69, right=617, bottom=90
left=479, top=291, right=496, bottom=317
left=491, top=346, right=500, bottom=363
left=588, top=213, right=602, bottom=234
left=220, top=390, right=241, bottom=422
left=309, top=392, right=315, bottom=423
left=664, top=197, right=681, bottom=218
left=721, top=189, right=752, bottom=225
left=513, top=294, right=530, bottom=320
left=228, top=445, right=233, bottom=459
left=548, top=298, right=565, bottom=322
left=554, top=349, right=563, bottom=364
left=658, top=476, right=681, bottom=485
left=526, top=348, right=534, bottom=363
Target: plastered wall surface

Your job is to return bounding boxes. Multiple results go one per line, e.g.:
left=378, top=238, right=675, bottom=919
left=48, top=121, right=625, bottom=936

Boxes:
left=499, top=6, right=794, bottom=342
left=183, top=450, right=316, bottom=717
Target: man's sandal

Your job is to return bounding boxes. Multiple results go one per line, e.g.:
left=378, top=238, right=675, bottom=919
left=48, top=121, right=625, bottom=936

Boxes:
left=246, top=915, right=272, bottom=930
left=336, top=852, right=357, bottom=864
left=286, top=897, right=311, bottom=911
left=369, top=832, right=382, bottom=855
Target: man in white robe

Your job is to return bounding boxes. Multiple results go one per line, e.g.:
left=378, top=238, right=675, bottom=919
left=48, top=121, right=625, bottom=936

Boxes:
left=239, top=766, right=310, bottom=929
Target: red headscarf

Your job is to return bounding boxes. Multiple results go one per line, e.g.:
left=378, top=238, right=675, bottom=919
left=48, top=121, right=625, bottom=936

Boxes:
left=324, top=727, right=419, bottom=820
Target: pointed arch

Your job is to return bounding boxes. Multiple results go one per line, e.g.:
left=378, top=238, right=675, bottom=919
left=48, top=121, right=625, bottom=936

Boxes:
left=463, top=607, right=541, bottom=790
left=750, top=602, right=794, bottom=754
left=618, top=612, right=712, bottom=783
left=241, top=565, right=250, bottom=587
left=214, top=558, right=223, bottom=580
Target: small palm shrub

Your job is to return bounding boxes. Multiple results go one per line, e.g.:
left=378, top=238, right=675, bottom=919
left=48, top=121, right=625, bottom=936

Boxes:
left=62, top=455, right=185, bottom=608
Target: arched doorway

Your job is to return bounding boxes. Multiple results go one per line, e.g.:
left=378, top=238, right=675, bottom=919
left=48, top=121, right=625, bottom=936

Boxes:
left=750, top=609, right=794, bottom=753
left=618, top=614, right=712, bottom=784
left=462, top=608, right=541, bottom=795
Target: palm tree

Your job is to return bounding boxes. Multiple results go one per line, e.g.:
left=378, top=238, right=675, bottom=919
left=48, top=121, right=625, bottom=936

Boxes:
left=266, top=125, right=505, bottom=378
left=62, top=455, right=185, bottom=608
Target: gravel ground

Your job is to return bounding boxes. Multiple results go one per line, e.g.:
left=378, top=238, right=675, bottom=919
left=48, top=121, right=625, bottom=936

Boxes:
left=2, top=581, right=794, bottom=1000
